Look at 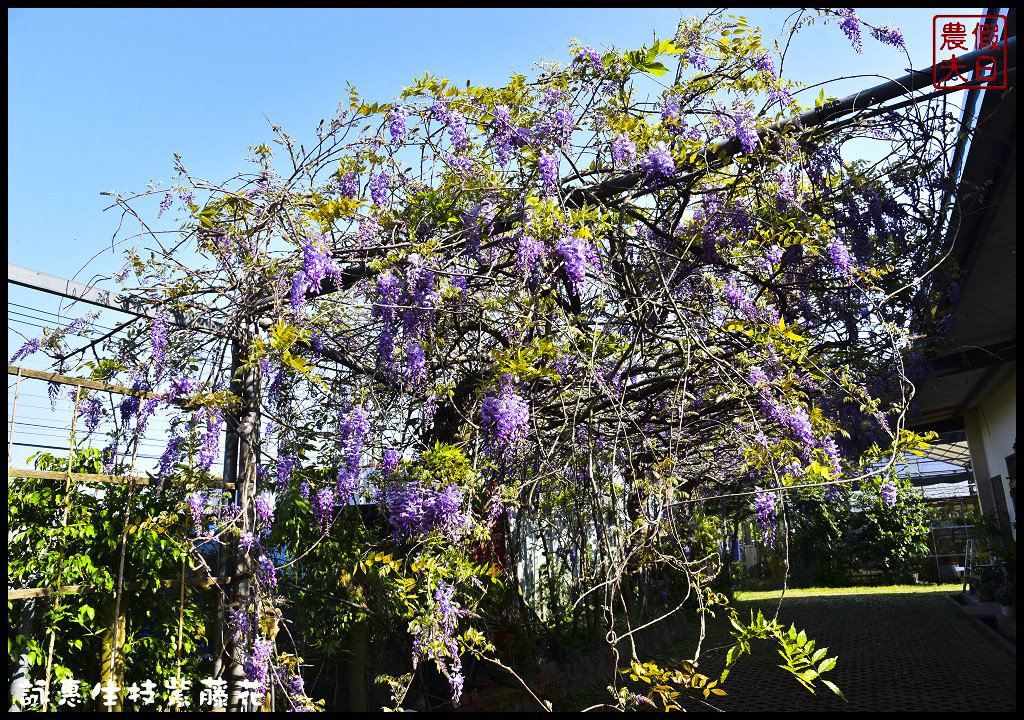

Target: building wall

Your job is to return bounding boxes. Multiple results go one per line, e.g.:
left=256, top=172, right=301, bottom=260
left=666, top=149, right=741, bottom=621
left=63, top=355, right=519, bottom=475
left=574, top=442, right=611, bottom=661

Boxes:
left=964, top=366, right=1016, bottom=538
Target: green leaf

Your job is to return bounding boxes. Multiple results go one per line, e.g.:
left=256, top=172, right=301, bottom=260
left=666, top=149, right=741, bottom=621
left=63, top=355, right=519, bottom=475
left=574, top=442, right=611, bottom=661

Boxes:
left=657, top=39, right=682, bottom=55
left=821, top=678, right=846, bottom=700
left=817, top=656, right=837, bottom=673
left=644, top=62, right=669, bottom=76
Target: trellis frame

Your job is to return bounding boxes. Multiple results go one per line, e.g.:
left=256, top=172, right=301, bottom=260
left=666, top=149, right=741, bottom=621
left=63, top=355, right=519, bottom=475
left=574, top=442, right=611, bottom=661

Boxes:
left=7, top=363, right=236, bottom=710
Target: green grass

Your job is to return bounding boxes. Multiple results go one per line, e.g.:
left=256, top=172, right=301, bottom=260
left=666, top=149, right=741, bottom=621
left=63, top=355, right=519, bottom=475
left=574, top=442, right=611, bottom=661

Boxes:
left=735, top=582, right=963, bottom=602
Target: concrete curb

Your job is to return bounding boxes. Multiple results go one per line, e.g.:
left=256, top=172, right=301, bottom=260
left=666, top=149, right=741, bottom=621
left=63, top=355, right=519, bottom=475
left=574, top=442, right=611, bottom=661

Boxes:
left=944, top=594, right=1016, bottom=656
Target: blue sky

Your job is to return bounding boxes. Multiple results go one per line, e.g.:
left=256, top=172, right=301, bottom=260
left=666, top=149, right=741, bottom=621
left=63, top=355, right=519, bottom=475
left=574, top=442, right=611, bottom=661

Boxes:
left=7, top=8, right=980, bottom=471
left=8, top=7, right=979, bottom=283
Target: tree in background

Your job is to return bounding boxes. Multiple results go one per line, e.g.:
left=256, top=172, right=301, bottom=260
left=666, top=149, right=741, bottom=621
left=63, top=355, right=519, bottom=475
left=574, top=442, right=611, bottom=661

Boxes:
left=852, top=472, right=930, bottom=579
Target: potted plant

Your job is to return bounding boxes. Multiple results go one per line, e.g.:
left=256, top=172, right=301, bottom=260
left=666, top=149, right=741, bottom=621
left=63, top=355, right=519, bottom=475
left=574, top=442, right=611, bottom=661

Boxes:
left=978, top=565, right=1005, bottom=603
left=994, top=568, right=1015, bottom=617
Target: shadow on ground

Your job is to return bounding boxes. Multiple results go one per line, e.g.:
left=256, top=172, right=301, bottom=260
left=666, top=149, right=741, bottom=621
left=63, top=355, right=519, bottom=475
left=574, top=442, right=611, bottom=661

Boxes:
left=565, top=588, right=1016, bottom=712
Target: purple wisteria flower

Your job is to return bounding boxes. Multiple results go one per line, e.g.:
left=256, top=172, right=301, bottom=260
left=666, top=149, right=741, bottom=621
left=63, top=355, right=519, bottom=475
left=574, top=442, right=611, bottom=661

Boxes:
left=246, top=637, right=273, bottom=694
left=151, top=310, right=169, bottom=366
left=229, top=607, right=252, bottom=644
left=770, top=86, right=794, bottom=107
left=543, top=108, right=575, bottom=148
left=481, top=375, right=530, bottom=458
left=776, top=168, right=796, bottom=208
left=402, top=254, right=439, bottom=336
left=784, top=405, right=815, bottom=453
left=661, top=96, right=684, bottom=133
left=434, top=580, right=469, bottom=702
left=135, top=397, right=159, bottom=436
left=826, top=238, right=853, bottom=277
left=290, top=236, right=343, bottom=313
left=747, top=366, right=768, bottom=386
left=839, top=8, right=863, bottom=53
left=517, top=232, right=546, bottom=279
left=576, top=45, right=603, bottom=74
left=256, top=553, right=277, bottom=590
left=870, top=25, right=905, bottom=49
left=641, top=143, right=676, bottom=185
left=158, top=192, right=174, bottom=217
left=381, top=448, right=401, bottom=478
left=880, top=481, right=898, bottom=507
left=541, top=87, right=566, bottom=106
left=314, top=487, right=335, bottom=531
left=445, top=153, right=475, bottom=176
left=423, top=396, right=438, bottom=427
left=370, top=172, right=390, bottom=207
left=335, top=405, right=371, bottom=498
left=538, top=152, right=559, bottom=193
left=10, top=337, right=41, bottom=364
left=404, top=341, right=426, bottom=386
left=611, top=134, right=636, bottom=168
left=824, top=483, right=842, bottom=503
left=485, top=494, right=506, bottom=525
left=432, top=100, right=470, bottom=150
left=756, top=53, right=775, bottom=76
left=689, top=50, right=710, bottom=71
left=197, top=406, right=223, bottom=471
left=352, top=219, right=376, bottom=246
left=820, top=435, right=842, bottom=476
left=374, top=271, right=401, bottom=320
left=238, top=530, right=257, bottom=551
left=384, top=481, right=470, bottom=542
left=755, top=383, right=817, bottom=458
left=339, top=171, right=358, bottom=199
left=77, top=392, right=104, bottom=436
left=723, top=275, right=757, bottom=322
left=255, top=491, right=276, bottom=534
left=165, top=375, right=198, bottom=403
left=555, top=235, right=593, bottom=295
left=430, top=99, right=449, bottom=122
left=755, top=489, right=778, bottom=548
left=285, top=671, right=307, bottom=709
left=277, top=453, right=297, bottom=491
left=489, top=104, right=527, bottom=166
left=373, top=271, right=402, bottom=375
left=733, top=109, right=758, bottom=155
left=119, top=393, right=140, bottom=424
left=389, top=105, right=408, bottom=145
left=302, top=235, right=341, bottom=294
left=187, top=493, right=206, bottom=535
left=447, top=110, right=470, bottom=151
left=157, top=436, right=185, bottom=484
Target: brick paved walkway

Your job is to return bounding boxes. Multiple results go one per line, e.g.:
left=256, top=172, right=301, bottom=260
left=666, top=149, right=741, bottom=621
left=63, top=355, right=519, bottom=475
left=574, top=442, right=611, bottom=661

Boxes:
left=631, top=590, right=1016, bottom=712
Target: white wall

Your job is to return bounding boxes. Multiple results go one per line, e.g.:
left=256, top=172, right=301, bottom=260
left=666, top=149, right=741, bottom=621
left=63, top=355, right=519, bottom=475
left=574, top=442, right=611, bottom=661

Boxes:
left=964, top=365, right=1016, bottom=538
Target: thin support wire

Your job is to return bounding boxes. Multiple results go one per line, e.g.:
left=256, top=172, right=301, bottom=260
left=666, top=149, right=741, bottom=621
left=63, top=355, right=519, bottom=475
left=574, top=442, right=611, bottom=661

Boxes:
left=107, top=418, right=144, bottom=703
left=8, top=365, right=22, bottom=466
left=42, top=382, right=83, bottom=712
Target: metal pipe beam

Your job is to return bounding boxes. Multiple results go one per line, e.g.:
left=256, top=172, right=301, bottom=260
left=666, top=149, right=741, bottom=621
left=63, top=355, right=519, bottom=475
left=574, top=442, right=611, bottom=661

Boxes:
left=572, top=36, right=1016, bottom=204
left=8, top=262, right=224, bottom=335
